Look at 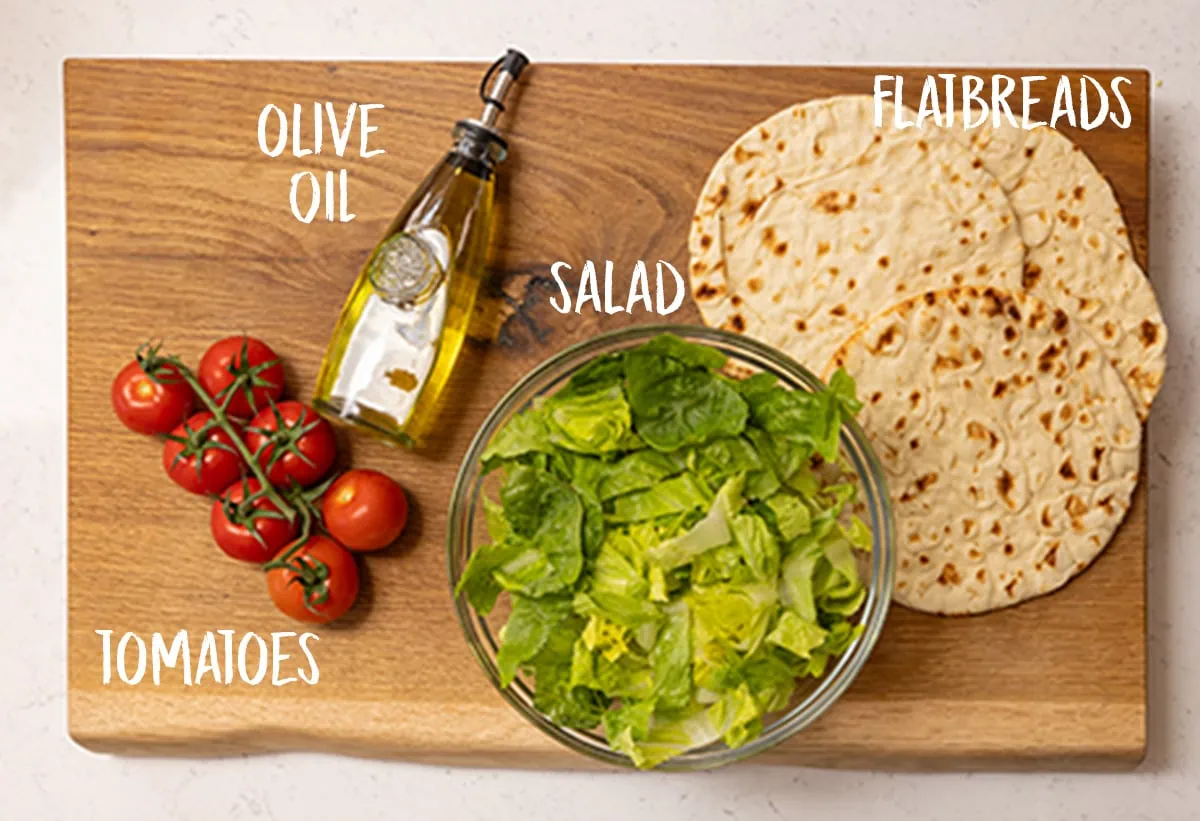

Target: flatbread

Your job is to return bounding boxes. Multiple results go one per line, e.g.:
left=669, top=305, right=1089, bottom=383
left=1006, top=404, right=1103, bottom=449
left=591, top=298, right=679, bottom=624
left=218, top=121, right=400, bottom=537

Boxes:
left=945, top=117, right=1166, bottom=417
left=689, top=95, right=1025, bottom=371
left=945, top=115, right=1130, bottom=250
left=825, top=285, right=1141, bottom=615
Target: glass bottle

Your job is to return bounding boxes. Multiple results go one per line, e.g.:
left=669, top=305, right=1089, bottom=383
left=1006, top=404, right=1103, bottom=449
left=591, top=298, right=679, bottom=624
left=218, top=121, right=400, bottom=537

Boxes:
left=313, top=49, right=529, bottom=446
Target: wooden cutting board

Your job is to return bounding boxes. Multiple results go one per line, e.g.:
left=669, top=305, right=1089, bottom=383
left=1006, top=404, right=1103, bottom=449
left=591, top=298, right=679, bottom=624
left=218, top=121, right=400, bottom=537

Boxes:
left=66, top=61, right=1150, bottom=770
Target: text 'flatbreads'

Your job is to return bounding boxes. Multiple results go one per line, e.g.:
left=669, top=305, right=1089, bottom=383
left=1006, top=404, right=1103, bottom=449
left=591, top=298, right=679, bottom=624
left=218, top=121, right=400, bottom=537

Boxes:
left=689, top=95, right=1024, bottom=370
left=826, top=285, right=1141, bottom=615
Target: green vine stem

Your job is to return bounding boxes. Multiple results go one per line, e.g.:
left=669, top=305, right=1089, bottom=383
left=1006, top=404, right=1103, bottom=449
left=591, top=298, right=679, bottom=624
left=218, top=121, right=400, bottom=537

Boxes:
left=262, top=475, right=334, bottom=571
left=139, top=341, right=297, bottom=523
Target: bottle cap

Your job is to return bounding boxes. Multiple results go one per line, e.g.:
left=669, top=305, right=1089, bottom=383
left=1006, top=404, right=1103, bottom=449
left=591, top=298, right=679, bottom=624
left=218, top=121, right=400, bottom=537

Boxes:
left=453, top=48, right=531, bottom=158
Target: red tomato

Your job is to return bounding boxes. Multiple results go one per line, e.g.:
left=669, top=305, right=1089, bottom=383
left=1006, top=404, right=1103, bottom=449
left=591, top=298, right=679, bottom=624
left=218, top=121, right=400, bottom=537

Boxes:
left=210, top=478, right=299, bottom=563
left=266, top=536, right=360, bottom=623
left=198, top=336, right=285, bottom=418
left=111, top=359, right=194, bottom=435
left=322, top=469, right=409, bottom=552
left=162, top=412, right=246, bottom=495
left=246, top=401, right=337, bottom=487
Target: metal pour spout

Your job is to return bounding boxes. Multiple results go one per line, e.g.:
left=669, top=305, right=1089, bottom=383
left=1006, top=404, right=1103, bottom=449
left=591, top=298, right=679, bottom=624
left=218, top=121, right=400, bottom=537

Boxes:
left=477, top=49, right=530, bottom=131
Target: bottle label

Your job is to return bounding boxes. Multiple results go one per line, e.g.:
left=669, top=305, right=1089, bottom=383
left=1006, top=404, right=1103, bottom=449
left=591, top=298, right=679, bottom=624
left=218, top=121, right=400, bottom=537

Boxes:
left=367, top=231, right=446, bottom=306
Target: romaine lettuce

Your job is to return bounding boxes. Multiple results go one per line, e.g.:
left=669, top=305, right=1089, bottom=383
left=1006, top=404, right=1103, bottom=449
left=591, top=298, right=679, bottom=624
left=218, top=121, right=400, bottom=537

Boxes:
left=460, top=335, right=872, bottom=768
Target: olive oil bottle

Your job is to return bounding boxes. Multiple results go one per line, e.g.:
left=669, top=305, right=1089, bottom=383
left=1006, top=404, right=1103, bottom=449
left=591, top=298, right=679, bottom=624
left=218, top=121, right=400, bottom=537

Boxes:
left=313, top=49, right=529, bottom=446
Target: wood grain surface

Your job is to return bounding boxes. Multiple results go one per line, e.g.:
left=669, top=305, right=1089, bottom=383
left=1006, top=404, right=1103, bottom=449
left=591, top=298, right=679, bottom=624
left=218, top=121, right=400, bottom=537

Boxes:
left=66, top=61, right=1151, bottom=770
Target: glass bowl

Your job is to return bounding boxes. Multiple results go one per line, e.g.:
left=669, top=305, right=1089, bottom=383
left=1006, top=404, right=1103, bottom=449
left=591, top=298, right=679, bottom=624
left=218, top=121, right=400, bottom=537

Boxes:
left=447, top=324, right=895, bottom=770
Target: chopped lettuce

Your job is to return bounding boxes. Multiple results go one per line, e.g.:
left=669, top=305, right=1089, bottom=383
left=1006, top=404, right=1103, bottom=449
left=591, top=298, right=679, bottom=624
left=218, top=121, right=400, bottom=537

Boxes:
left=490, top=466, right=585, bottom=597
left=528, top=614, right=609, bottom=729
left=689, top=580, right=778, bottom=654
left=459, top=334, right=872, bottom=768
left=650, top=601, right=692, bottom=710
left=454, top=536, right=526, bottom=616
left=624, top=338, right=749, bottom=452
left=779, top=546, right=821, bottom=623
left=730, top=512, right=781, bottom=581
left=766, top=611, right=828, bottom=659
left=646, top=473, right=747, bottom=571
left=496, top=594, right=573, bottom=687
left=762, top=492, right=812, bottom=541
left=581, top=449, right=684, bottom=501
left=573, top=590, right=661, bottom=628
left=687, top=436, right=763, bottom=488
left=737, top=368, right=858, bottom=464
left=480, top=409, right=554, bottom=472
left=608, top=473, right=713, bottom=523
left=544, top=382, right=633, bottom=454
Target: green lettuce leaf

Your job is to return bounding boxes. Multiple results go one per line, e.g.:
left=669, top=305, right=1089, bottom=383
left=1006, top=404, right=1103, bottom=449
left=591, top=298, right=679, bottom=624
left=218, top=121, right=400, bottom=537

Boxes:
left=573, top=590, right=661, bottom=628
left=544, top=382, right=633, bottom=454
left=818, top=538, right=862, bottom=601
left=688, top=581, right=777, bottom=654
left=827, top=367, right=864, bottom=416
left=651, top=601, right=692, bottom=710
left=481, top=408, right=553, bottom=472
left=840, top=515, right=872, bottom=551
left=454, top=537, right=527, bottom=616
left=762, top=492, right=812, bottom=541
left=740, top=379, right=842, bottom=463
left=529, top=615, right=609, bottom=729
left=799, top=620, right=864, bottom=678
left=740, top=649, right=801, bottom=713
left=579, top=488, right=606, bottom=558
left=730, top=512, right=781, bottom=581
left=571, top=636, right=655, bottom=699
left=743, top=426, right=807, bottom=491
left=483, top=497, right=510, bottom=541
left=624, top=350, right=748, bottom=452
left=707, top=682, right=764, bottom=749
left=779, top=545, right=820, bottom=623
left=496, top=594, right=573, bottom=687
left=638, top=333, right=729, bottom=370
left=687, top=436, right=763, bottom=488
left=608, top=473, right=713, bottom=523
left=605, top=703, right=722, bottom=770
left=646, top=474, right=744, bottom=570
left=591, top=535, right=650, bottom=599
left=691, top=544, right=755, bottom=586
left=559, top=352, right=626, bottom=397
left=766, top=611, right=829, bottom=660
left=492, top=466, right=584, bottom=596
left=593, top=449, right=685, bottom=501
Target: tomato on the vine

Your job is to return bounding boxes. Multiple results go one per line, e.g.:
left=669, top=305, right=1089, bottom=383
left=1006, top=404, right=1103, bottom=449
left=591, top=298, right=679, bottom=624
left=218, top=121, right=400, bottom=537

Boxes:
left=266, top=535, right=360, bottom=624
left=322, top=469, right=408, bottom=552
left=111, top=354, right=194, bottom=435
left=210, top=477, right=298, bottom=563
left=198, top=335, right=285, bottom=418
left=246, top=401, right=337, bottom=487
left=162, top=412, right=246, bottom=495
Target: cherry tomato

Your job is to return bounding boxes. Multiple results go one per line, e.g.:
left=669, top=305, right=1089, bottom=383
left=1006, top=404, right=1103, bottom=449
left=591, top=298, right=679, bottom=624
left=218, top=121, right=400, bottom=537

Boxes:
left=266, top=536, right=360, bottom=624
left=210, top=478, right=298, bottom=564
left=322, top=469, right=408, bottom=552
left=246, top=401, right=337, bottom=487
left=162, top=412, right=246, bottom=495
left=111, top=358, right=194, bottom=435
left=198, top=335, right=285, bottom=418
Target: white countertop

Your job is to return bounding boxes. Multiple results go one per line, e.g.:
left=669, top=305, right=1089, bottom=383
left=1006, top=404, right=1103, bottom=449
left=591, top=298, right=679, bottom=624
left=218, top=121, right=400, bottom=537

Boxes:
left=3, top=0, right=1198, bottom=817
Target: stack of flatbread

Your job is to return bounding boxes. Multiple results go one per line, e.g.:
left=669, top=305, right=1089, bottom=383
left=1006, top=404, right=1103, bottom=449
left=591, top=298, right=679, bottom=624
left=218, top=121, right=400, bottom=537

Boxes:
left=688, top=95, right=1166, bottom=615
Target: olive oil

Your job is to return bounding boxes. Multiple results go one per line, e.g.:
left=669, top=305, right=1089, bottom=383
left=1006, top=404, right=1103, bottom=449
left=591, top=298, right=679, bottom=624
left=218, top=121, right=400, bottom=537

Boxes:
left=313, top=50, right=528, bottom=446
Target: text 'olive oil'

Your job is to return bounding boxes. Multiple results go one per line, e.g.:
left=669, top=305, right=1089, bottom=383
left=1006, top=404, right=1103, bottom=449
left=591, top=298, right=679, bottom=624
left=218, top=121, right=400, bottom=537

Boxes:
left=313, top=49, right=529, bottom=446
